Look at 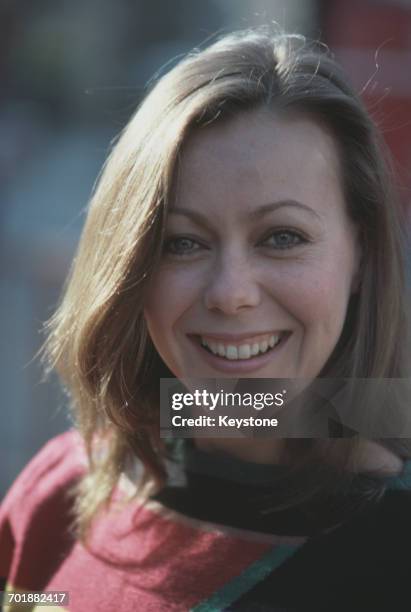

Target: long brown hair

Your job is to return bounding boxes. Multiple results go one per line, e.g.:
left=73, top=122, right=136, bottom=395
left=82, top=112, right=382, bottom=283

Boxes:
left=42, top=27, right=411, bottom=540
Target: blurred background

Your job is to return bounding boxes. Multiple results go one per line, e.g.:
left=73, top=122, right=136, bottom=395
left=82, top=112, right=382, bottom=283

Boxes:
left=1, top=0, right=410, bottom=499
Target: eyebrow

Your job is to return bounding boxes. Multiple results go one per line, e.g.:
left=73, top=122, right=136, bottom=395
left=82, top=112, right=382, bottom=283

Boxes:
left=169, top=200, right=322, bottom=229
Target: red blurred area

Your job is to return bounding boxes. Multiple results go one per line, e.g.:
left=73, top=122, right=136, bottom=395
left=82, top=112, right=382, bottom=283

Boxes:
left=323, top=0, right=411, bottom=210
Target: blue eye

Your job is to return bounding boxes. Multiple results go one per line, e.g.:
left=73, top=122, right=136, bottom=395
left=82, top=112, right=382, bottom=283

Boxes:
left=164, top=230, right=306, bottom=257
left=263, top=230, right=306, bottom=250
left=164, top=237, right=201, bottom=256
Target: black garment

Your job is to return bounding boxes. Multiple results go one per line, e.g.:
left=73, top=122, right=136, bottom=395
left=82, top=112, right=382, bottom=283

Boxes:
left=152, top=442, right=411, bottom=611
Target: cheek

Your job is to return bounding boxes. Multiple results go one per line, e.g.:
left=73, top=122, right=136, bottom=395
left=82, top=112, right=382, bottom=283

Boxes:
left=144, top=266, right=202, bottom=334
left=274, top=258, right=354, bottom=332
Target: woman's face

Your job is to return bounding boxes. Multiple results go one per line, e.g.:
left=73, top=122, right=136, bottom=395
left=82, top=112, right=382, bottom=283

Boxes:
left=144, top=109, right=360, bottom=380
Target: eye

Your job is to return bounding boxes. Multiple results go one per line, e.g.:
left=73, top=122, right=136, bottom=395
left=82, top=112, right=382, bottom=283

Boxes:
left=262, top=229, right=307, bottom=250
left=163, top=236, right=202, bottom=256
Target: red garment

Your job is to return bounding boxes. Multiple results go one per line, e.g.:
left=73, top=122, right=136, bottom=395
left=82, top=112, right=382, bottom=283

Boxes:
left=0, top=431, right=305, bottom=611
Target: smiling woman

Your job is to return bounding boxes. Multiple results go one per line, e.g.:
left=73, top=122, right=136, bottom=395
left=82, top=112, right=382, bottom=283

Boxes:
left=1, top=26, right=411, bottom=611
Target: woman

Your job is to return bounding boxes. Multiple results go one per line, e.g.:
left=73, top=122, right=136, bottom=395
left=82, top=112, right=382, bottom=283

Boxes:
left=1, top=27, right=411, bottom=611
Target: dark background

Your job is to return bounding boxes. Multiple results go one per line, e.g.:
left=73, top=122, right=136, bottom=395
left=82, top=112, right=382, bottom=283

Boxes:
left=1, top=0, right=410, bottom=498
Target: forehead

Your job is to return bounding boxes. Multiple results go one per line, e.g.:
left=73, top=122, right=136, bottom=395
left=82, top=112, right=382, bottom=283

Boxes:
left=173, top=109, right=345, bottom=220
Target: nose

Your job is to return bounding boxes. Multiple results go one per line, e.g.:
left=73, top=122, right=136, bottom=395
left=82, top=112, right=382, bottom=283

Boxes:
left=203, top=251, right=261, bottom=314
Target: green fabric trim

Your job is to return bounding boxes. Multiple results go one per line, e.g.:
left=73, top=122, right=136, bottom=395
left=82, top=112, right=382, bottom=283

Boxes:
left=190, top=544, right=300, bottom=612
left=386, top=459, right=411, bottom=490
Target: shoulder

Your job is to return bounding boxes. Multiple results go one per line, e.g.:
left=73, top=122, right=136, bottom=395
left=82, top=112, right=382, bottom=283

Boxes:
left=0, top=429, right=87, bottom=541
left=372, top=487, right=411, bottom=543
left=323, top=486, right=411, bottom=553
left=0, top=430, right=88, bottom=588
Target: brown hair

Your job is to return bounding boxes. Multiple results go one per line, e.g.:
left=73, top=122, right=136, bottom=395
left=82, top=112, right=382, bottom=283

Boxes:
left=42, top=27, right=411, bottom=540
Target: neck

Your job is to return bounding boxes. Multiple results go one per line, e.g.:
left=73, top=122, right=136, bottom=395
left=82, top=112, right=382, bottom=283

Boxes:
left=194, top=437, right=403, bottom=477
left=194, top=438, right=286, bottom=464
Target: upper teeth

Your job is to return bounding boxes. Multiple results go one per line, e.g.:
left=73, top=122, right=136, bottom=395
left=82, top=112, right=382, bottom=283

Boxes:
left=201, top=334, right=282, bottom=360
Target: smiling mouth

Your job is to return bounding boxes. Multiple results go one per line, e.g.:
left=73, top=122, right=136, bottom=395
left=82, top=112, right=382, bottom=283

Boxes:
left=195, top=332, right=290, bottom=361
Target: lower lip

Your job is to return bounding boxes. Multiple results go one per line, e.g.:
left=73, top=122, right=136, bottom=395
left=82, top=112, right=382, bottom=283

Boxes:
left=188, top=334, right=290, bottom=374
